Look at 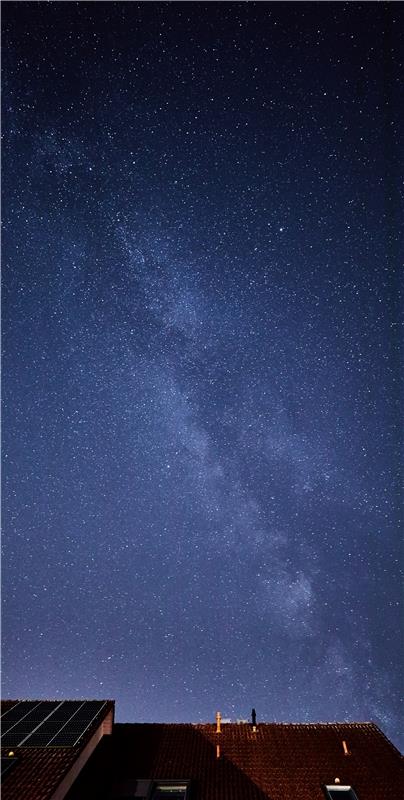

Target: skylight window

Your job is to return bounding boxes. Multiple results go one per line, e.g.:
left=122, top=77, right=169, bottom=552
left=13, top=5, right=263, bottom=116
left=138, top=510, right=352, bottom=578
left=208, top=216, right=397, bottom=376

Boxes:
left=151, top=783, right=188, bottom=799
left=325, top=787, right=359, bottom=800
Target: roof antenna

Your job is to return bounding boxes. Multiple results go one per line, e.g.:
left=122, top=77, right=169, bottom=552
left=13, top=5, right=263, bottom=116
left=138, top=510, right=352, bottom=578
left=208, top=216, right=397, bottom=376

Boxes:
left=251, top=708, right=257, bottom=731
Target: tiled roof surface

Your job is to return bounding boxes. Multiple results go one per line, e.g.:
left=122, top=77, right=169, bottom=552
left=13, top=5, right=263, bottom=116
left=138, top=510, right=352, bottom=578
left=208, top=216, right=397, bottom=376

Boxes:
left=1, top=699, right=114, bottom=800
left=65, top=720, right=403, bottom=800
left=1, top=743, right=81, bottom=800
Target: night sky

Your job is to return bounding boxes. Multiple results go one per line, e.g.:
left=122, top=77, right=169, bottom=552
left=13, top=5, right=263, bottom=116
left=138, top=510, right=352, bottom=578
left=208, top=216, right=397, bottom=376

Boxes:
left=2, top=2, right=402, bottom=750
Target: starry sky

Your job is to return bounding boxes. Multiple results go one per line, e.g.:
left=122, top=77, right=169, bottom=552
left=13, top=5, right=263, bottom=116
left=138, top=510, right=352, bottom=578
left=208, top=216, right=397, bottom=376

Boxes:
left=2, top=2, right=402, bottom=750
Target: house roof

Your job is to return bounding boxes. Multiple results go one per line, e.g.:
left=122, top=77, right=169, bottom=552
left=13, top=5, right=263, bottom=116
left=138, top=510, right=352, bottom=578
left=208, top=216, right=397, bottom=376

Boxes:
left=1, top=699, right=114, bottom=800
left=64, top=720, right=403, bottom=800
left=2, top=699, right=402, bottom=800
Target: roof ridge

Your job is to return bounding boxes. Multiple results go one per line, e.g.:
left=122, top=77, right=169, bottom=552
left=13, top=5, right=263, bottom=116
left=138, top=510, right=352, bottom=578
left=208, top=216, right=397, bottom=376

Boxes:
left=1, top=698, right=114, bottom=703
left=114, top=720, right=379, bottom=727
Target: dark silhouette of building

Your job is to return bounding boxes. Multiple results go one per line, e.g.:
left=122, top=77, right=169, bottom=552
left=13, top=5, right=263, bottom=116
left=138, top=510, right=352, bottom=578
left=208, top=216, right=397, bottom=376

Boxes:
left=1, top=699, right=403, bottom=799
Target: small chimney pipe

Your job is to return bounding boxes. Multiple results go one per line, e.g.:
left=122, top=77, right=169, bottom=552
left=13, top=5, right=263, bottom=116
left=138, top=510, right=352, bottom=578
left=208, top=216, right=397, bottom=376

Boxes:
left=251, top=708, right=257, bottom=728
left=216, top=711, right=222, bottom=734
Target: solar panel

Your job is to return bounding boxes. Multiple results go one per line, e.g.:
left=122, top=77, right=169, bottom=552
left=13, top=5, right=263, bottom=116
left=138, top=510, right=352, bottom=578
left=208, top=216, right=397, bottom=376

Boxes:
left=49, top=701, right=107, bottom=747
left=50, top=733, right=84, bottom=746
left=1, top=701, right=41, bottom=722
left=21, top=706, right=85, bottom=747
left=46, top=701, right=83, bottom=721
left=1, top=733, right=30, bottom=748
left=22, top=727, right=64, bottom=747
left=0, top=701, right=20, bottom=718
left=1, top=720, right=23, bottom=734
left=18, top=701, right=85, bottom=747
left=0, top=702, right=61, bottom=747
left=0, top=700, right=109, bottom=749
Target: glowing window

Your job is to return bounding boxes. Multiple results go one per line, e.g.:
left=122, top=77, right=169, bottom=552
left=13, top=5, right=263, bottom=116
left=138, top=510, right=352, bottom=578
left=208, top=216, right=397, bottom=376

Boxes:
left=151, top=783, right=188, bottom=799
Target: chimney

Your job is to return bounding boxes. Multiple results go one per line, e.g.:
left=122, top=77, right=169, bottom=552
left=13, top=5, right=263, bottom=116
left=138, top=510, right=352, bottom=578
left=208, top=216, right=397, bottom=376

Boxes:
left=251, top=707, right=257, bottom=731
left=216, top=711, right=222, bottom=734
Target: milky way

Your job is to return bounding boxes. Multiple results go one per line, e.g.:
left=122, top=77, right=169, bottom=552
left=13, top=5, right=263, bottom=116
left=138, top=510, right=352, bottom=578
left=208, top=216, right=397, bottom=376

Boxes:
left=2, top=2, right=402, bottom=749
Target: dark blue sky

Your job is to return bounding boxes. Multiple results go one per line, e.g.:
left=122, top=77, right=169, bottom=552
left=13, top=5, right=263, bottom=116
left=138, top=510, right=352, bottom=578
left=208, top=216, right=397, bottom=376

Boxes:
left=2, top=2, right=402, bottom=750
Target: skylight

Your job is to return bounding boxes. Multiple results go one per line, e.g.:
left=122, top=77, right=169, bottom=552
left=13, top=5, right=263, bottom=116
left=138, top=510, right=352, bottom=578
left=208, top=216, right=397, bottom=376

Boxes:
left=151, top=783, right=188, bottom=799
left=325, top=787, right=359, bottom=800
